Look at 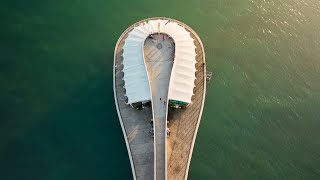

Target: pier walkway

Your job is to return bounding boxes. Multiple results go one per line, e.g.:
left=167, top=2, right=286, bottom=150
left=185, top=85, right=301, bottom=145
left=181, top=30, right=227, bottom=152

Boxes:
left=144, top=34, right=174, bottom=180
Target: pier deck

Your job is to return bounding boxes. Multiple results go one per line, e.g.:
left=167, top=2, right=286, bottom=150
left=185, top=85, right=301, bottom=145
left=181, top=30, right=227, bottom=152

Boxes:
left=113, top=17, right=206, bottom=180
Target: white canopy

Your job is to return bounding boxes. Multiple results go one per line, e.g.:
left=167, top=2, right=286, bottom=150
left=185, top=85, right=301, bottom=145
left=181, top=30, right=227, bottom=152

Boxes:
left=122, top=19, right=196, bottom=104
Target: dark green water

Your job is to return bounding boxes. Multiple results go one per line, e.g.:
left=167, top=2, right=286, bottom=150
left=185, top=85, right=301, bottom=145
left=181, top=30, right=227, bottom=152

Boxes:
left=1, top=0, right=320, bottom=179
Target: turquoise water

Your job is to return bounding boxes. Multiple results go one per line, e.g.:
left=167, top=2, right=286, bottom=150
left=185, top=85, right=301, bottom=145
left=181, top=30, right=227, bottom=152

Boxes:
left=1, top=0, right=320, bottom=179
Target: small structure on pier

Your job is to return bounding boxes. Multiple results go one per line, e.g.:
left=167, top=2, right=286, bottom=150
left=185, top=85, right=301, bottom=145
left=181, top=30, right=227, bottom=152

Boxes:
left=206, top=71, right=213, bottom=82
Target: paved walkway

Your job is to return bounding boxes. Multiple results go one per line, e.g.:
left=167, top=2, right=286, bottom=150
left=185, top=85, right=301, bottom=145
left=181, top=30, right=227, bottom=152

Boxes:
left=144, top=34, right=174, bottom=180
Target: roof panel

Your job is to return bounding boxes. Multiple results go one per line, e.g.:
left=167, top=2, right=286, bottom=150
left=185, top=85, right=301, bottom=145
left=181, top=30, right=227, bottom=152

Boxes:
left=122, top=19, right=196, bottom=104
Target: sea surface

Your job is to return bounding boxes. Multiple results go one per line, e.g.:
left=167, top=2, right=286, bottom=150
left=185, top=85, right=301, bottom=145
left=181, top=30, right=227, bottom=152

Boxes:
left=1, top=0, right=320, bottom=179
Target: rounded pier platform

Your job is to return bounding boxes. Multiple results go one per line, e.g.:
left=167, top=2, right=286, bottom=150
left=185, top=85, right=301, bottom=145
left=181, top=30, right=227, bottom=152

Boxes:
left=113, top=17, right=206, bottom=180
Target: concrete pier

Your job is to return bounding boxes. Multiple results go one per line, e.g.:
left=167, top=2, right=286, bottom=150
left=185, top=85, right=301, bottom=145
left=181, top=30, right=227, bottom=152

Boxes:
left=113, top=17, right=206, bottom=180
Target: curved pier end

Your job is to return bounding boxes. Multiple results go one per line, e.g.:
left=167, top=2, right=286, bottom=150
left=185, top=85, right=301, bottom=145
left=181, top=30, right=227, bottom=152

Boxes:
left=113, top=17, right=206, bottom=180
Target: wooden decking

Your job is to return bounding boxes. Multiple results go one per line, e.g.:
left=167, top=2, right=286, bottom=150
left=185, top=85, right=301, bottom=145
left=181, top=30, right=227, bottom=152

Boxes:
left=113, top=17, right=206, bottom=180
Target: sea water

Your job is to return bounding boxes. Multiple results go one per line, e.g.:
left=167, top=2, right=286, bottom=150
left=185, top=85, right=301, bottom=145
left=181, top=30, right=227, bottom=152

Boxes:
left=1, top=0, right=319, bottom=179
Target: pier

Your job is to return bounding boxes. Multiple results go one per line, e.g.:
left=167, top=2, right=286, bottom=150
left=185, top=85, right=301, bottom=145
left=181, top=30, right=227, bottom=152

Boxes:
left=113, top=17, right=206, bottom=180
